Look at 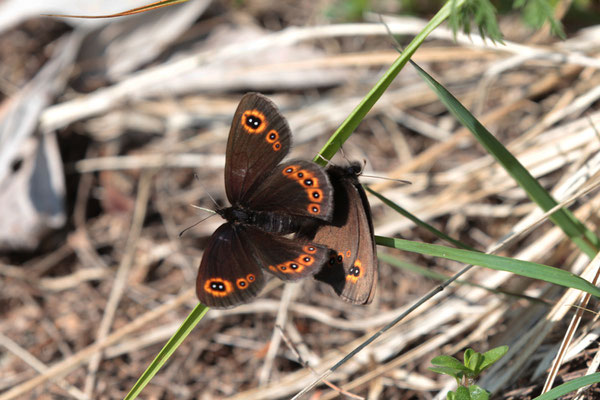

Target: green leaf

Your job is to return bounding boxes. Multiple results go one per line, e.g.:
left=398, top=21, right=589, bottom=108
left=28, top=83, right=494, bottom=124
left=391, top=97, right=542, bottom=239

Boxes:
left=479, top=345, right=509, bottom=371
left=455, top=386, right=471, bottom=400
left=432, top=355, right=472, bottom=372
left=465, top=351, right=483, bottom=375
left=124, top=303, right=209, bottom=400
left=533, top=372, right=600, bottom=400
left=409, top=59, right=600, bottom=258
left=464, top=348, right=474, bottom=365
left=469, top=385, right=489, bottom=400
left=449, top=0, right=503, bottom=43
left=376, top=237, right=600, bottom=298
left=430, top=366, right=466, bottom=380
left=514, top=0, right=566, bottom=38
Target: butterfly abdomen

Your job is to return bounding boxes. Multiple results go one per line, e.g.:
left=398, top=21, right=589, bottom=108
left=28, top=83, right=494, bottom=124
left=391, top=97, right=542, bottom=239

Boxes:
left=219, top=206, right=304, bottom=234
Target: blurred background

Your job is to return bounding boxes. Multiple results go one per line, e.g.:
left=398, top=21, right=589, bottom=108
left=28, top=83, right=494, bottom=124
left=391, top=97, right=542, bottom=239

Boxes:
left=1, top=0, right=600, bottom=399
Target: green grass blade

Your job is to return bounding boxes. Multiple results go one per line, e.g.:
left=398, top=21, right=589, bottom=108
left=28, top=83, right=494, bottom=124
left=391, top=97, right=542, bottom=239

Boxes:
left=314, top=0, right=468, bottom=165
left=532, top=373, right=600, bottom=400
left=365, top=186, right=475, bottom=251
left=376, top=237, right=600, bottom=297
left=378, top=252, right=548, bottom=304
left=409, top=60, right=600, bottom=257
left=124, top=303, right=209, bottom=400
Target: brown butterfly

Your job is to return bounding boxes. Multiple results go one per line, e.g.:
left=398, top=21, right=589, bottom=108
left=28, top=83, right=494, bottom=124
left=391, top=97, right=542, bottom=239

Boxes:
left=300, top=163, right=377, bottom=304
left=196, top=93, right=335, bottom=308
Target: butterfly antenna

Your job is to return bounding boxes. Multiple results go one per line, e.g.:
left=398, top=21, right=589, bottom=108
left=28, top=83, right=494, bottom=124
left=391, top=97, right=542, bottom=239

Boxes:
left=190, top=204, right=217, bottom=214
left=179, top=212, right=217, bottom=237
left=361, top=174, right=412, bottom=185
left=194, top=173, right=219, bottom=207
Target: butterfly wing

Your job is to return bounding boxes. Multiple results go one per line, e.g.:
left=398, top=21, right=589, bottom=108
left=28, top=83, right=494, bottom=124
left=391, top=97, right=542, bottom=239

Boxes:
left=197, top=223, right=330, bottom=308
left=225, top=93, right=292, bottom=205
left=196, top=223, right=265, bottom=308
left=245, top=159, right=334, bottom=222
left=242, top=227, right=330, bottom=281
left=308, top=165, right=377, bottom=304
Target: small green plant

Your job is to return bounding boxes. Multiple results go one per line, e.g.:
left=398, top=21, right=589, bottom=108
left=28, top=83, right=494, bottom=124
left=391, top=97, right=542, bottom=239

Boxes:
left=430, top=346, right=509, bottom=400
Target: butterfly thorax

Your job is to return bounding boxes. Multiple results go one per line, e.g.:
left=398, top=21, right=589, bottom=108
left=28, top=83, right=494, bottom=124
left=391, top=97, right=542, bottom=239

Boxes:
left=218, top=206, right=304, bottom=234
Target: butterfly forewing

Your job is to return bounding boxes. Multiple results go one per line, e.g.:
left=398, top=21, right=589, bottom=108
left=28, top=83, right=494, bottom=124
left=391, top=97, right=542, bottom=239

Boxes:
left=246, top=159, right=334, bottom=222
left=225, top=93, right=292, bottom=205
left=196, top=224, right=265, bottom=308
left=309, top=165, right=377, bottom=304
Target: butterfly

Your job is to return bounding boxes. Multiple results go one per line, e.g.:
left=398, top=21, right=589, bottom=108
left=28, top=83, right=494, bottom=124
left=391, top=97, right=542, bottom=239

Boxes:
left=300, top=163, right=377, bottom=304
left=196, top=93, right=335, bottom=308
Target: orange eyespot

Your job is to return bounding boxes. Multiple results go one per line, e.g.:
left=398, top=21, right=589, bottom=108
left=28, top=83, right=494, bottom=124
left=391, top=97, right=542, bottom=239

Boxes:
left=277, top=261, right=305, bottom=274
left=266, top=129, right=279, bottom=143
left=296, top=255, right=314, bottom=266
left=346, top=261, right=364, bottom=283
left=303, top=245, right=317, bottom=254
left=308, top=203, right=321, bottom=215
left=283, top=165, right=299, bottom=175
left=308, top=177, right=320, bottom=188
left=300, top=177, right=315, bottom=188
left=241, top=109, right=267, bottom=134
left=295, top=170, right=309, bottom=180
left=272, top=141, right=282, bottom=151
left=247, top=273, right=256, bottom=282
left=205, top=278, right=234, bottom=297
left=346, top=250, right=352, bottom=257
left=308, top=189, right=323, bottom=202
left=236, top=278, right=249, bottom=289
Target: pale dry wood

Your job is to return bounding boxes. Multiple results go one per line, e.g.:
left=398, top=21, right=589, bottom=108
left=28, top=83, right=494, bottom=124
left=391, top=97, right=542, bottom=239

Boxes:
left=293, top=151, right=600, bottom=398
left=0, top=333, right=89, bottom=400
left=382, top=370, right=440, bottom=391
left=74, top=153, right=225, bottom=173
left=84, top=171, right=155, bottom=395
left=39, top=19, right=600, bottom=132
left=542, top=252, right=600, bottom=393
left=0, top=289, right=195, bottom=400
left=574, top=326, right=600, bottom=399
left=376, top=111, right=600, bottom=235
left=277, top=325, right=365, bottom=399
left=315, top=306, right=495, bottom=400
left=565, top=324, right=600, bottom=363
left=478, top=192, right=600, bottom=391
left=480, top=257, right=597, bottom=392
left=258, top=283, right=300, bottom=385
left=38, top=267, right=111, bottom=291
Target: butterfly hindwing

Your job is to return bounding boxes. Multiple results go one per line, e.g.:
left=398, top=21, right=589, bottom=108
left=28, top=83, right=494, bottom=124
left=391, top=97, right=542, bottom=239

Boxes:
left=196, top=223, right=265, bottom=308
left=246, top=159, right=334, bottom=222
left=309, top=164, right=377, bottom=304
left=225, top=93, right=292, bottom=205
left=242, top=227, right=330, bottom=281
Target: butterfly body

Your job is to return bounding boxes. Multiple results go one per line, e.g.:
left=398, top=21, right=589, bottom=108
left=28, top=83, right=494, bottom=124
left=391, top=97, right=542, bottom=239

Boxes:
left=217, top=205, right=310, bottom=234
left=196, top=93, right=334, bottom=308
left=302, top=162, right=378, bottom=304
